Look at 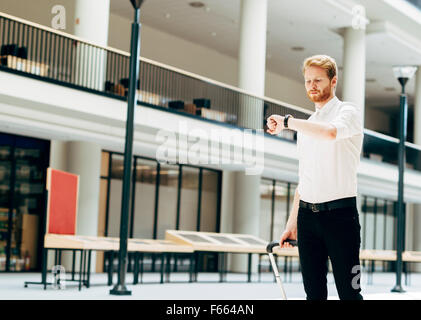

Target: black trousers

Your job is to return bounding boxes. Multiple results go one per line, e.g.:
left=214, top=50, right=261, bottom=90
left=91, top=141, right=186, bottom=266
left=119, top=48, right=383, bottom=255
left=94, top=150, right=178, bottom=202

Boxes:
left=297, top=204, right=363, bottom=300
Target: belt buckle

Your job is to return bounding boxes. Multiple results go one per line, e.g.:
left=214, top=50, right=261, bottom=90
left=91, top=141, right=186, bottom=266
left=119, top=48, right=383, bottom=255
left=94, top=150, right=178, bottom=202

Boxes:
left=311, top=203, right=319, bottom=213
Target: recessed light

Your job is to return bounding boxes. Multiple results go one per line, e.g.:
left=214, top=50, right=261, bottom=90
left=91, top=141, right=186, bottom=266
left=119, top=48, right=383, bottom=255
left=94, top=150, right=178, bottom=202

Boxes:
left=205, top=6, right=211, bottom=12
left=211, top=32, right=217, bottom=37
left=164, top=13, right=171, bottom=19
left=291, top=46, right=304, bottom=51
left=189, top=1, right=205, bottom=8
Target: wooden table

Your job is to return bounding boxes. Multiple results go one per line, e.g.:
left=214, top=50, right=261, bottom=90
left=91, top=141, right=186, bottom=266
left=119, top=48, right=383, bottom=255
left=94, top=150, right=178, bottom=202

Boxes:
left=166, top=230, right=272, bottom=282
left=25, top=233, right=193, bottom=290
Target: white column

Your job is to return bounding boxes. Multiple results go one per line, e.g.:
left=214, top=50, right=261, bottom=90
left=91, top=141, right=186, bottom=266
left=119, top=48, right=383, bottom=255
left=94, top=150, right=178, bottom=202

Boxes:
left=237, top=0, right=267, bottom=129
left=413, top=69, right=421, bottom=271
left=47, top=141, right=102, bottom=273
left=342, top=27, right=366, bottom=126
left=74, top=0, right=110, bottom=46
left=73, top=0, right=110, bottom=91
left=67, top=142, right=101, bottom=237
left=67, top=141, right=101, bottom=273
left=231, top=0, right=267, bottom=273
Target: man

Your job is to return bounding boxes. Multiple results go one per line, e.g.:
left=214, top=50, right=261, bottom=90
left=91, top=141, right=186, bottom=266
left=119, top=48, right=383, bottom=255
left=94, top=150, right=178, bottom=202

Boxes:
left=267, top=55, right=364, bottom=300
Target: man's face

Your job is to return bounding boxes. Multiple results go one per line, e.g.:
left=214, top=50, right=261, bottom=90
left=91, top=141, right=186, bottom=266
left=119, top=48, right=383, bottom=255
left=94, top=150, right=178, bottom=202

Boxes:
left=304, top=66, right=337, bottom=103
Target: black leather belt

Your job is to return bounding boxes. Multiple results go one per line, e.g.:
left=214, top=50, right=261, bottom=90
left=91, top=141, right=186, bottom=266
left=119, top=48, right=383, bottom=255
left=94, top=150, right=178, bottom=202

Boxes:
left=299, top=197, right=356, bottom=213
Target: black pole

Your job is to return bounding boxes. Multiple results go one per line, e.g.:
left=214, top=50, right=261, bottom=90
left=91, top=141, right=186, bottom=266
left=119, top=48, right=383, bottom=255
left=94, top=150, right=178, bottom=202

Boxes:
left=391, top=78, right=408, bottom=293
left=110, top=1, right=144, bottom=295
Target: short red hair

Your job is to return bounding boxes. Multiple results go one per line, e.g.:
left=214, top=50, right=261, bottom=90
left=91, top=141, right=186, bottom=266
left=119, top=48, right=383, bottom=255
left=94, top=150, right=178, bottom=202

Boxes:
left=302, top=55, right=338, bottom=80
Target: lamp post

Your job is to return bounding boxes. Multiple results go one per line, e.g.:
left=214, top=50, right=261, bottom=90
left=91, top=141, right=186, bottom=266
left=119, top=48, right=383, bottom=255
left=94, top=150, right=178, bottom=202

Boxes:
left=391, top=65, right=417, bottom=293
left=110, top=0, right=145, bottom=296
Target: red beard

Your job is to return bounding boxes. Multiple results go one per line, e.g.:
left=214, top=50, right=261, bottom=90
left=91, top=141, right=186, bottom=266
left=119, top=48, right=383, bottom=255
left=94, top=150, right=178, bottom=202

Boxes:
left=307, top=84, right=331, bottom=103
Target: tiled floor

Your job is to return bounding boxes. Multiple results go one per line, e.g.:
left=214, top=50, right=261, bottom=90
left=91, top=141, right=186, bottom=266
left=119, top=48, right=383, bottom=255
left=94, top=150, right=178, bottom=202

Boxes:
left=1, top=271, right=421, bottom=300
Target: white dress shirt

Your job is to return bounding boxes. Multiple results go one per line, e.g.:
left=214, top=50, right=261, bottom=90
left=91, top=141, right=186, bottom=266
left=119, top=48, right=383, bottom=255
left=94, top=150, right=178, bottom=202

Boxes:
left=296, top=96, right=363, bottom=204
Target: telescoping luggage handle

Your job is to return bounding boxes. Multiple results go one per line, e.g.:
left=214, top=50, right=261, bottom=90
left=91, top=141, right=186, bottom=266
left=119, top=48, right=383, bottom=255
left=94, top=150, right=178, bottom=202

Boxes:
left=266, top=239, right=297, bottom=253
left=265, top=239, right=297, bottom=300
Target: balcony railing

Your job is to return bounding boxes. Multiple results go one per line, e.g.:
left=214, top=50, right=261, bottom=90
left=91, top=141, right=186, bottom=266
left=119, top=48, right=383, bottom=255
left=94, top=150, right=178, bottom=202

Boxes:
left=1, top=12, right=421, bottom=172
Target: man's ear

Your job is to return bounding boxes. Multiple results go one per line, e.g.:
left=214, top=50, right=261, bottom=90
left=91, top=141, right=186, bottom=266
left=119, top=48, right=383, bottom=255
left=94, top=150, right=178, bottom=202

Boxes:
left=331, top=76, right=338, bottom=89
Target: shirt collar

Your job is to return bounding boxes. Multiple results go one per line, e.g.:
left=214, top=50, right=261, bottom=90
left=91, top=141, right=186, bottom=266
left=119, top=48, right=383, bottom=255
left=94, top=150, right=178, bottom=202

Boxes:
left=314, top=96, right=339, bottom=115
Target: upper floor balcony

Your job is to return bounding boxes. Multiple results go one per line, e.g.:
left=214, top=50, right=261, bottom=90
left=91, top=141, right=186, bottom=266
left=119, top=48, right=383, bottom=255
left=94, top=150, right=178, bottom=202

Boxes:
left=0, top=11, right=421, bottom=175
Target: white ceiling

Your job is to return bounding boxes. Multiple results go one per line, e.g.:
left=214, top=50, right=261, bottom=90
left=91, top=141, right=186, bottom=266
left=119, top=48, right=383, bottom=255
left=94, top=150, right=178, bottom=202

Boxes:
left=110, top=0, right=421, bottom=112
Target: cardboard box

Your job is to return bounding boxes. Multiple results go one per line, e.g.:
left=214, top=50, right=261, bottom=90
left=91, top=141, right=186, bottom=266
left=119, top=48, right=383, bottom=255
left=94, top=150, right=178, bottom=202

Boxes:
left=184, top=103, right=197, bottom=115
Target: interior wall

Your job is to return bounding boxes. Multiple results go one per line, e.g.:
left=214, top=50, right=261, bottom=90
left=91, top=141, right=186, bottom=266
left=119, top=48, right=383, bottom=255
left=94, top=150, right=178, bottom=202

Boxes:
left=364, top=107, right=393, bottom=136
left=0, top=0, right=75, bottom=33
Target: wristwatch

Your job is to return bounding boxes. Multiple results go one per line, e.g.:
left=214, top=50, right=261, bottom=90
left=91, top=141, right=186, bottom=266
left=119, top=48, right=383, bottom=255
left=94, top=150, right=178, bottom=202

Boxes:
left=284, top=114, right=293, bottom=129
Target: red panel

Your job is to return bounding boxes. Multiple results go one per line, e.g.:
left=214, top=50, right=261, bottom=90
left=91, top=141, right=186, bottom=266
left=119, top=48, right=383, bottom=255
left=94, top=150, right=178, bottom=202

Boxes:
left=47, top=169, right=78, bottom=235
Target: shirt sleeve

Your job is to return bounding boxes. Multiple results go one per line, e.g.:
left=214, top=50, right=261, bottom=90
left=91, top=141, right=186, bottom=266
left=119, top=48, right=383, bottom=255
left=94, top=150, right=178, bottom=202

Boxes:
left=329, top=103, right=363, bottom=140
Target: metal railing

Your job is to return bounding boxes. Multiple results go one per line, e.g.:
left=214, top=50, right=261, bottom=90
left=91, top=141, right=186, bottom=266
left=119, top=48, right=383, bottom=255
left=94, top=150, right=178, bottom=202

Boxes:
left=1, top=12, right=421, bottom=172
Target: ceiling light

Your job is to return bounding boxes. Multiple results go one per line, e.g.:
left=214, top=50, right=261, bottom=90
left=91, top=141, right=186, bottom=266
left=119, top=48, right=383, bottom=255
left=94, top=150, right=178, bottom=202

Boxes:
left=189, top=1, right=205, bottom=8
left=164, top=13, right=171, bottom=19
left=211, top=32, right=216, bottom=37
left=291, top=46, right=304, bottom=52
left=393, top=66, right=417, bottom=80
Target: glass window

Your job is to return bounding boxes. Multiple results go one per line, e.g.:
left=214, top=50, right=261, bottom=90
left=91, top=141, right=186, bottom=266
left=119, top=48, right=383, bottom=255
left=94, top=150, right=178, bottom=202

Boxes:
left=132, top=158, right=156, bottom=239
left=107, top=154, right=124, bottom=237
left=363, top=197, right=376, bottom=249
left=199, top=170, right=219, bottom=232
left=179, top=166, right=199, bottom=231
left=0, top=160, right=11, bottom=207
left=97, top=179, right=108, bottom=237
left=374, top=199, right=384, bottom=250
left=0, top=133, right=49, bottom=272
left=385, top=201, right=396, bottom=250
left=259, top=179, right=273, bottom=241
left=273, top=182, right=289, bottom=241
left=100, top=152, right=110, bottom=177
left=157, top=163, right=179, bottom=239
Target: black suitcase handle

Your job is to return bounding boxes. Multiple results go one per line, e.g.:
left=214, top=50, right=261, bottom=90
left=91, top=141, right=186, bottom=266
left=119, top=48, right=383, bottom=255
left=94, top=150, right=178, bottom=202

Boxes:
left=266, top=239, right=298, bottom=253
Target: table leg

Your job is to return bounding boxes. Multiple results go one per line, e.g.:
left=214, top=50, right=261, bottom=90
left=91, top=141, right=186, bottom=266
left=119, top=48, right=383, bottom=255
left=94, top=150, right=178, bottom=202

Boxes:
left=247, top=253, right=252, bottom=283
left=78, top=249, right=84, bottom=291
left=160, top=253, right=165, bottom=284
left=72, top=250, right=76, bottom=281
left=86, top=250, right=91, bottom=288
left=133, top=252, right=139, bottom=285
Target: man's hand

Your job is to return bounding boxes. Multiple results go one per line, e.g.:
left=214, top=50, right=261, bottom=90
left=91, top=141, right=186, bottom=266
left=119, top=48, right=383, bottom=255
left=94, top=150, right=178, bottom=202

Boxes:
left=266, top=114, right=285, bottom=135
left=280, top=227, right=297, bottom=249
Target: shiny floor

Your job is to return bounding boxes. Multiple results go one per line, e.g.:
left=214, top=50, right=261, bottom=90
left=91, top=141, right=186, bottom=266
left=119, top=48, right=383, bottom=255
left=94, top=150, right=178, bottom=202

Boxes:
left=1, top=271, right=421, bottom=300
